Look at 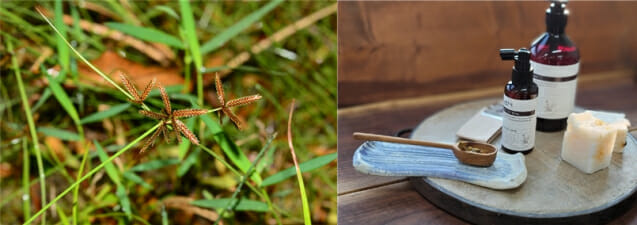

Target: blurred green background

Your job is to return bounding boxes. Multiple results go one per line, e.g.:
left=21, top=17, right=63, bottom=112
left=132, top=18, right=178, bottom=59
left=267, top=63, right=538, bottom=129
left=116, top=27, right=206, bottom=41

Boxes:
left=0, top=1, right=336, bottom=224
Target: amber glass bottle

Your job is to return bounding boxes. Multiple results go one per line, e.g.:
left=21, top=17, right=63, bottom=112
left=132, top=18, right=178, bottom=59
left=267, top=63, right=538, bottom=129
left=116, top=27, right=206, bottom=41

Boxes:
left=500, top=48, right=539, bottom=154
left=530, top=0, right=580, bottom=132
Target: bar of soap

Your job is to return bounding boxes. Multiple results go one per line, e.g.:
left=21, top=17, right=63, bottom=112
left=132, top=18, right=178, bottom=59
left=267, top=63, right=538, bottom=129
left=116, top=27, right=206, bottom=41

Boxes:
left=561, top=111, right=617, bottom=174
left=456, top=107, right=502, bottom=143
left=587, top=110, right=631, bottom=153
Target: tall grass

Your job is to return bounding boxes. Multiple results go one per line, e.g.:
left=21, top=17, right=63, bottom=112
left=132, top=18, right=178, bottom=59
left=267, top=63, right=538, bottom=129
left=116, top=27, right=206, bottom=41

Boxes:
left=2, top=1, right=336, bottom=224
left=9, top=37, right=47, bottom=225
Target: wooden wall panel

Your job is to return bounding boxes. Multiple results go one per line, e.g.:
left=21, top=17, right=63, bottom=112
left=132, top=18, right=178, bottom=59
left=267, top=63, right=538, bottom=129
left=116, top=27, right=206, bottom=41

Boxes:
left=338, top=1, right=637, bottom=107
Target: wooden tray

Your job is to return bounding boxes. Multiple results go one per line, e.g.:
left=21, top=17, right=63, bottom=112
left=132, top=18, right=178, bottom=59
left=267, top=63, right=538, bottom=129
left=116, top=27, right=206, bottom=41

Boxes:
left=409, top=98, right=637, bottom=224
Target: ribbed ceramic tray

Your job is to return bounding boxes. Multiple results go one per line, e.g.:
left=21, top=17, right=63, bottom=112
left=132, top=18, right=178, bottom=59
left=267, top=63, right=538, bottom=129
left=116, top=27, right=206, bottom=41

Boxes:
left=409, top=98, right=637, bottom=224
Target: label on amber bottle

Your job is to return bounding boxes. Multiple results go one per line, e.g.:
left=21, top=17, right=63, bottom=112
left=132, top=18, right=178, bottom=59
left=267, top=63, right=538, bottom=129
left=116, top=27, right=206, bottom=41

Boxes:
left=531, top=61, right=579, bottom=119
left=502, top=95, right=537, bottom=151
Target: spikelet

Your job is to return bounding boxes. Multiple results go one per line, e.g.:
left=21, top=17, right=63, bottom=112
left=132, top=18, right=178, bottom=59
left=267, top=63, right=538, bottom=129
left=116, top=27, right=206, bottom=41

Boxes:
left=139, top=128, right=161, bottom=153
left=158, top=84, right=171, bottom=113
left=223, top=108, right=243, bottom=129
left=139, top=110, right=167, bottom=120
left=226, top=95, right=262, bottom=108
left=139, top=77, right=156, bottom=103
left=159, top=122, right=170, bottom=144
left=215, top=73, right=225, bottom=106
left=173, top=109, right=208, bottom=118
left=171, top=117, right=181, bottom=143
left=175, top=119, right=199, bottom=145
left=120, top=73, right=140, bottom=100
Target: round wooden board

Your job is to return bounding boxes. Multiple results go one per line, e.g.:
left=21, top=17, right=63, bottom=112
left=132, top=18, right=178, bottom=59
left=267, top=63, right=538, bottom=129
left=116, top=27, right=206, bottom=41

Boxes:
left=409, top=98, right=637, bottom=225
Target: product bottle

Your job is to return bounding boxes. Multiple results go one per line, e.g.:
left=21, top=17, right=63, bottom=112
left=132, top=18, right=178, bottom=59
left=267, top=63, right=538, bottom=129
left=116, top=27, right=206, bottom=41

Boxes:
left=500, top=48, right=539, bottom=154
left=530, top=0, right=580, bottom=132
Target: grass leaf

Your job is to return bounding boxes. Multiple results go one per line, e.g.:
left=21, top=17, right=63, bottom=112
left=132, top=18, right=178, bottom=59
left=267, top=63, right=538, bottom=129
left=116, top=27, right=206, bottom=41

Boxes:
left=80, top=103, right=131, bottom=124
left=201, top=114, right=261, bottom=184
left=191, top=198, right=269, bottom=212
left=200, top=0, right=283, bottom=54
left=47, top=74, right=81, bottom=125
left=162, top=205, right=169, bottom=225
left=129, top=159, right=179, bottom=172
left=105, top=22, right=184, bottom=48
left=55, top=0, right=69, bottom=72
left=177, top=148, right=200, bottom=177
left=95, top=141, right=132, bottom=218
left=95, top=141, right=122, bottom=185
left=261, top=152, right=336, bottom=187
left=37, top=127, right=80, bottom=141
left=179, top=0, right=202, bottom=69
left=123, top=172, right=153, bottom=189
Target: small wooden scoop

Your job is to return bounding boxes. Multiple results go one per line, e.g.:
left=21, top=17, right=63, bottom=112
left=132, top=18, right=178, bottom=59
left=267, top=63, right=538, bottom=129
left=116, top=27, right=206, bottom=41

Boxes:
left=353, top=132, right=497, bottom=167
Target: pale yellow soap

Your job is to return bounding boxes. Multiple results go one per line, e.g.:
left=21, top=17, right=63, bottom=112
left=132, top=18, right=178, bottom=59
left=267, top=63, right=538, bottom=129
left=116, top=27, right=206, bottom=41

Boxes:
left=561, top=112, right=617, bottom=174
left=587, top=110, right=631, bottom=153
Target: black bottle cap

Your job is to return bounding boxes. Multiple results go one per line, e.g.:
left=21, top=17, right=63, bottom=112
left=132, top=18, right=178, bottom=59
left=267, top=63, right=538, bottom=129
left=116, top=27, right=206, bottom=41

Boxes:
left=546, top=0, right=569, bottom=34
left=500, top=48, right=533, bottom=85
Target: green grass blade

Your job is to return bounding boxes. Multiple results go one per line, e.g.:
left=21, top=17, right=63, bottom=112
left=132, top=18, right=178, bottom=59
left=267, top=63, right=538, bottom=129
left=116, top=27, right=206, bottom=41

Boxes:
left=153, top=5, right=179, bottom=20
left=37, top=8, right=134, bottom=101
left=22, top=138, right=31, bottom=220
left=295, top=166, right=311, bottom=225
left=37, top=127, right=81, bottom=141
left=201, top=114, right=261, bottom=183
left=95, top=141, right=122, bottom=185
left=72, top=147, right=90, bottom=225
left=32, top=87, right=51, bottom=112
left=80, top=103, right=131, bottom=124
left=200, top=0, right=283, bottom=54
left=115, top=185, right=132, bottom=219
left=23, top=123, right=161, bottom=225
left=55, top=0, right=69, bottom=72
left=56, top=206, right=70, bottom=225
left=105, top=22, right=184, bottom=48
left=95, top=141, right=132, bottom=219
left=212, top=133, right=276, bottom=225
left=191, top=198, right=269, bottom=212
left=10, top=38, right=47, bottom=225
left=129, top=159, right=180, bottom=172
left=46, top=74, right=80, bottom=123
left=179, top=0, right=203, bottom=106
left=261, top=152, right=336, bottom=187
left=46, top=73, right=85, bottom=141
left=177, top=147, right=200, bottom=177
left=122, top=172, right=153, bottom=189
left=161, top=205, right=169, bottom=225
left=287, top=100, right=311, bottom=225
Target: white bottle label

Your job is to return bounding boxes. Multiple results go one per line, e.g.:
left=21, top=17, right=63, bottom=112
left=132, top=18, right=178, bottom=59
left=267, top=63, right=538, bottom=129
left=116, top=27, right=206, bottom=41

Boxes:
left=531, top=61, right=579, bottom=119
left=502, top=95, right=537, bottom=151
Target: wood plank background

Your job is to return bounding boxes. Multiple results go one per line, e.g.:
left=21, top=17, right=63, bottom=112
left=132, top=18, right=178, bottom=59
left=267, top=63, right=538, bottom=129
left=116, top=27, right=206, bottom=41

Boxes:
left=338, top=1, right=637, bottom=107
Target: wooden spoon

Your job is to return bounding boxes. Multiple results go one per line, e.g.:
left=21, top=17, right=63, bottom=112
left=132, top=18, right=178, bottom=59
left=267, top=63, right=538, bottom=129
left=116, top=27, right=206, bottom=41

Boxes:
left=353, top=132, right=497, bottom=167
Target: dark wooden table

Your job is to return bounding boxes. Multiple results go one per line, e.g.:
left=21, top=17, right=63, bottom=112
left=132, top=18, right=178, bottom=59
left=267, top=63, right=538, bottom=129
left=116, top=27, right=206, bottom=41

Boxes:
left=337, top=70, right=637, bottom=224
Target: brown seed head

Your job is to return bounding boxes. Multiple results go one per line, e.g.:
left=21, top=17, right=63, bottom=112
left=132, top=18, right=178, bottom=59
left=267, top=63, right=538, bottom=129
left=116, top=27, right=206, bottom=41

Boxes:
left=173, top=109, right=208, bottom=118
left=215, top=73, right=225, bottom=106
left=226, top=95, right=262, bottom=108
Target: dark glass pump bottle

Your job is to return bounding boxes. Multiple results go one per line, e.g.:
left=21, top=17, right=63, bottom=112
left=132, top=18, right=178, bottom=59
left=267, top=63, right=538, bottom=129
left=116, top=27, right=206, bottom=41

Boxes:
left=530, top=0, right=580, bottom=132
left=500, top=48, right=539, bottom=154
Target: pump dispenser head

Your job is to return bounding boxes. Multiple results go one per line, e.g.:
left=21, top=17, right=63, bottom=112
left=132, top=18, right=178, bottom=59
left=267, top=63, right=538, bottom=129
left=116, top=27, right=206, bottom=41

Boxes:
left=546, top=0, right=569, bottom=34
left=500, top=48, right=533, bottom=85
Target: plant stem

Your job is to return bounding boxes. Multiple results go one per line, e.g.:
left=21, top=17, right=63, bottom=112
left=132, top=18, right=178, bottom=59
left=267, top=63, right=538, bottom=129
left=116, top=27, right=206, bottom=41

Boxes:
left=22, top=137, right=31, bottom=221
left=10, top=37, right=47, bottom=225
left=213, top=133, right=275, bottom=225
left=23, top=123, right=161, bottom=225
left=36, top=7, right=131, bottom=100
left=287, top=99, right=312, bottom=225
left=72, top=147, right=90, bottom=225
left=198, top=144, right=279, bottom=212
